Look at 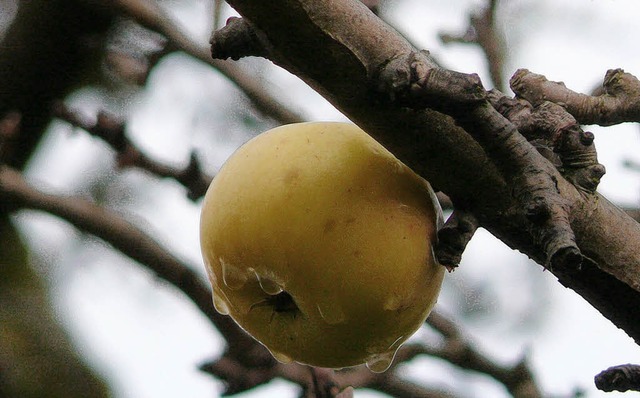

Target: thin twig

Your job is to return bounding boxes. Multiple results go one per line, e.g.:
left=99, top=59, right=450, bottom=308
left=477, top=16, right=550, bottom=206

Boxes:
left=439, top=0, right=505, bottom=90
left=53, top=103, right=212, bottom=200
left=109, top=0, right=304, bottom=124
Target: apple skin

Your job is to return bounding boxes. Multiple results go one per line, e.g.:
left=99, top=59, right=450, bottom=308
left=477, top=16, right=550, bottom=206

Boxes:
left=200, top=122, right=444, bottom=371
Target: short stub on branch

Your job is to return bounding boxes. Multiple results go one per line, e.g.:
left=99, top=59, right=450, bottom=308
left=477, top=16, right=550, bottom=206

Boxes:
left=511, top=68, right=640, bottom=126
left=595, top=363, right=640, bottom=393
left=210, top=17, right=267, bottom=60
left=435, top=209, right=479, bottom=270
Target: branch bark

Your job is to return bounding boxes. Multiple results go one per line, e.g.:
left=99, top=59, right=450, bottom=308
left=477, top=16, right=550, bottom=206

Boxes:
left=595, top=364, right=640, bottom=392
left=213, top=0, right=640, bottom=343
left=511, top=68, right=640, bottom=126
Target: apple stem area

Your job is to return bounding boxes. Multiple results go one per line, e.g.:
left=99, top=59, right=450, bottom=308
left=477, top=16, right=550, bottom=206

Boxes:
left=250, top=291, right=301, bottom=319
left=435, top=208, right=479, bottom=269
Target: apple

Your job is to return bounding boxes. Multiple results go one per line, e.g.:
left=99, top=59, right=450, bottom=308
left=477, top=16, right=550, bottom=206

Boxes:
left=200, top=122, right=444, bottom=372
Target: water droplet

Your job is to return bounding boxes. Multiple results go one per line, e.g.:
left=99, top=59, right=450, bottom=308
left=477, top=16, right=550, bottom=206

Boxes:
left=366, top=350, right=396, bottom=373
left=212, top=292, right=230, bottom=315
left=268, top=348, right=293, bottom=364
left=316, top=301, right=346, bottom=325
left=220, top=258, right=248, bottom=290
left=256, top=273, right=283, bottom=295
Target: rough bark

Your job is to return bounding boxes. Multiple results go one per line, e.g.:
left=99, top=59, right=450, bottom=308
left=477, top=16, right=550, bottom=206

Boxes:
left=217, top=0, right=640, bottom=342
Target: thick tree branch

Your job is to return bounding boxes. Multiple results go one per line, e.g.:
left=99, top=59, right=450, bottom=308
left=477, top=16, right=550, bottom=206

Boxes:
left=378, top=54, right=581, bottom=271
left=213, top=0, right=640, bottom=344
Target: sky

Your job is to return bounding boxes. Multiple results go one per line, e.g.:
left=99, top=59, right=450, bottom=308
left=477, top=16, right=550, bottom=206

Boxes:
left=11, top=0, right=640, bottom=397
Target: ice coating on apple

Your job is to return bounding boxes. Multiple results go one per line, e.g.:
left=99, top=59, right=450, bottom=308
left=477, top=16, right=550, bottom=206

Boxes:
left=220, top=258, right=249, bottom=290
left=269, top=349, right=293, bottom=364
left=212, top=292, right=230, bottom=315
left=365, top=332, right=406, bottom=373
left=365, top=350, right=396, bottom=373
left=256, top=273, right=284, bottom=296
left=200, top=122, right=445, bottom=370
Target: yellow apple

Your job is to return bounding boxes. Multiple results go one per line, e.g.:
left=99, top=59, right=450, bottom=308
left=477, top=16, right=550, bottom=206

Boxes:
left=200, top=122, right=444, bottom=372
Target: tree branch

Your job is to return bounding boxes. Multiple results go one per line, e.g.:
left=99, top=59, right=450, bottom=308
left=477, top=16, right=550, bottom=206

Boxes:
left=213, top=0, right=640, bottom=344
left=487, top=92, right=605, bottom=193
left=52, top=103, right=212, bottom=200
left=439, top=0, right=505, bottom=90
left=511, top=68, right=640, bottom=126
left=200, top=350, right=458, bottom=397
left=107, top=0, right=304, bottom=124
left=425, top=311, right=542, bottom=398
left=595, top=364, right=640, bottom=393
left=0, top=165, right=265, bottom=363
left=378, top=54, right=581, bottom=271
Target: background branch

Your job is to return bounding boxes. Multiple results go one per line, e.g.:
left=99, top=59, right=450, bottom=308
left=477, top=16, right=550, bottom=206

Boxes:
left=53, top=103, right=213, bottom=200
left=595, top=364, right=640, bottom=392
left=0, top=165, right=263, bottom=361
left=439, top=0, right=505, bottom=90
left=109, top=0, right=304, bottom=124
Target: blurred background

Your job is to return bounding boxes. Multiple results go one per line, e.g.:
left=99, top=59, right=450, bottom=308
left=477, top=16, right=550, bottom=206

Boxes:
left=2, top=0, right=640, bottom=397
